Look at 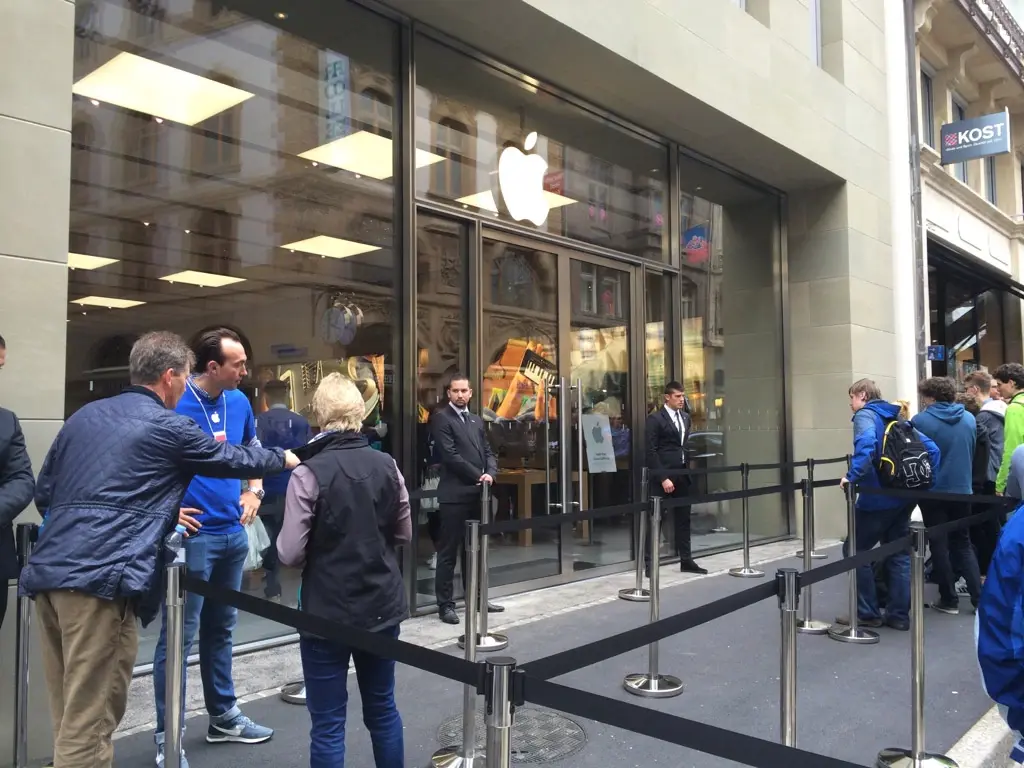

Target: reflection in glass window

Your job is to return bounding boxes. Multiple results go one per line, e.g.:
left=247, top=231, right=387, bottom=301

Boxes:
left=415, top=35, right=668, bottom=260
left=68, top=0, right=399, bottom=651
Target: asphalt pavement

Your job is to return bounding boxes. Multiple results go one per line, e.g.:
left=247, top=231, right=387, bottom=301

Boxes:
left=111, top=550, right=989, bottom=768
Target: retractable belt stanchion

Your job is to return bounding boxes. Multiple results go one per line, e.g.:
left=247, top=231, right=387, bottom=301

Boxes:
left=623, top=496, right=684, bottom=698
left=796, top=458, right=827, bottom=560
left=778, top=568, right=799, bottom=748
left=13, top=523, right=38, bottom=768
left=828, top=480, right=880, bottom=645
left=164, top=559, right=187, bottom=768
left=619, top=466, right=651, bottom=602
left=876, top=522, right=958, bottom=768
left=460, top=484, right=508, bottom=653
left=484, top=657, right=516, bottom=768
left=796, top=479, right=830, bottom=635
left=729, top=464, right=764, bottom=578
left=434, top=521, right=485, bottom=767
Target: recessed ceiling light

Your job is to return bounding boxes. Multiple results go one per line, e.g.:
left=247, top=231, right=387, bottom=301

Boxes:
left=67, top=252, right=118, bottom=270
left=72, top=52, right=255, bottom=126
left=184, top=229, right=191, bottom=234
left=90, top=99, right=100, bottom=106
left=454, top=190, right=576, bottom=213
left=160, top=270, right=246, bottom=288
left=71, top=295, right=145, bottom=309
left=274, top=11, right=288, bottom=19
left=143, top=221, right=151, bottom=226
left=298, top=131, right=444, bottom=180
left=280, top=235, right=380, bottom=260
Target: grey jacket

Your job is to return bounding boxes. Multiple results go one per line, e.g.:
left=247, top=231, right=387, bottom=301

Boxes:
left=979, top=399, right=1007, bottom=484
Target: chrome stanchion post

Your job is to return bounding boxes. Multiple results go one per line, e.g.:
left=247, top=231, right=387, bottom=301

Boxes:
left=434, top=522, right=485, bottom=767
left=876, top=522, right=958, bottom=768
left=619, top=466, right=651, bottom=602
left=164, top=559, right=186, bottom=768
left=797, top=459, right=827, bottom=560
left=778, top=568, right=799, bottom=747
left=13, top=523, right=37, bottom=768
left=484, top=658, right=516, bottom=768
left=796, top=479, right=830, bottom=635
left=828, top=481, right=879, bottom=645
left=469, top=484, right=508, bottom=653
left=623, top=496, right=684, bottom=698
left=729, top=464, right=764, bottom=578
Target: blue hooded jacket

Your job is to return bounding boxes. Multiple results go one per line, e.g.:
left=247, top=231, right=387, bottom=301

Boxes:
left=846, top=400, right=941, bottom=511
left=911, top=402, right=976, bottom=495
left=977, top=502, right=1024, bottom=762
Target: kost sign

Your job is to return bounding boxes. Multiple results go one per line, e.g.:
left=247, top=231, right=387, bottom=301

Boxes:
left=940, top=111, right=1011, bottom=165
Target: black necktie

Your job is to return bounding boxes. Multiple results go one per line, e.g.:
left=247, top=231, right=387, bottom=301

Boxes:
left=676, top=410, right=684, bottom=439
left=460, top=410, right=468, bottom=424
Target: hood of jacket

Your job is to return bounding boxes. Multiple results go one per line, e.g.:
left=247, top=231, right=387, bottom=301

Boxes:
left=922, top=401, right=966, bottom=425
left=860, top=400, right=901, bottom=422
left=982, top=398, right=1008, bottom=419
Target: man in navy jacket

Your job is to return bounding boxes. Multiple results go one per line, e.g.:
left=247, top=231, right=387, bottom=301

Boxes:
left=19, top=331, right=298, bottom=768
left=840, top=379, right=940, bottom=631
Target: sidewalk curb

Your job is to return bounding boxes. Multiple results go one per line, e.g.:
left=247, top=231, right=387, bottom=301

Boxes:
left=948, top=705, right=1015, bottom=768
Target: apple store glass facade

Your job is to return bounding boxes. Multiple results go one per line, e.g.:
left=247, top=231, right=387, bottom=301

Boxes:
left=66, top=0, right=788, bottom=648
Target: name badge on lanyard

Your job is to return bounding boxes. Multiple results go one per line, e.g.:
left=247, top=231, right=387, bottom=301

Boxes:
left=213, top=431, right=227, bottom=443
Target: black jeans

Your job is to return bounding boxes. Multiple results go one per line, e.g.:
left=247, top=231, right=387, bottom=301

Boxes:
left=920, top=500, right=982, bottom=605
left=434, top=503, right=475, bottom=610
left=969, top=482, right=1003, bottom=577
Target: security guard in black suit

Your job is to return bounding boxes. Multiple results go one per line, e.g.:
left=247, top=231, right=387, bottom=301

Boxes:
left=429, top=374, right=504, bottom=624
left=645, top=381, right=707, bottom=574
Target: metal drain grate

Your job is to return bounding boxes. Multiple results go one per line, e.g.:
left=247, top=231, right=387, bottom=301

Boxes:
left=437, top=707, right=587, bottom=764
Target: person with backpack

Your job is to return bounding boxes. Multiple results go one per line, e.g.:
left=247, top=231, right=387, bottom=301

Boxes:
left=912, top=377, right=982, bottom=613
left=839, top=379, right=940, bottom=631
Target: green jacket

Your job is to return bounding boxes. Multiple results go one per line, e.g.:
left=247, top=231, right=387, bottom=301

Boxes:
left=997, top=392, right=1024, bottom=493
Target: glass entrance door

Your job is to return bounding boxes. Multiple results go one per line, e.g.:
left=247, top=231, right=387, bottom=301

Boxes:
left=481, top=230, right=636, bottom=585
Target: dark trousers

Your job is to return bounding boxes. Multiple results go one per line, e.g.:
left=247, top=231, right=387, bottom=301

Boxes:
left=921, top=500, right=983, bottom=605
left=970, top=482, right=1003, bottom=577
left=300, top=626, right=404, bottom=768
left=0, top=577, right=7, bottom=633
left=260, top=496, right=286, bottom=598
left=434, top=502, right=475, bottom=610
left=670, top=484, right=692, bottom=561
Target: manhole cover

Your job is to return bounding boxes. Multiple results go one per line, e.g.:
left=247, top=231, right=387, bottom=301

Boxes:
left=437, top=706, right=587, bottom=764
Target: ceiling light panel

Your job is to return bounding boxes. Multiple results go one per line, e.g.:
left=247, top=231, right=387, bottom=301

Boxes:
left=67, top=253, right=118, bottom=270
left=298, top=131, right=445, bottom=179
left=160, top=270, right=247, bottom=288
left=71, top=296, right=146, bottom=309
left=455, top=190, right=577, bottom=212
left=72, top=52, right=255, bottom=126
left=280, top=235, right=381, bottom=259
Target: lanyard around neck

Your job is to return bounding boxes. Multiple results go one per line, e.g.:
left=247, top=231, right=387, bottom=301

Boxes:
left=188, top=379, right=227, bottom=435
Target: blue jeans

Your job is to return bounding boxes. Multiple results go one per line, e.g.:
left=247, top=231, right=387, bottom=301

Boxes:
left=843, top=505, right=912, bottom=622
left=153, top=528, right=249, bottom=737
left=300, top=626, right=404, bottom=768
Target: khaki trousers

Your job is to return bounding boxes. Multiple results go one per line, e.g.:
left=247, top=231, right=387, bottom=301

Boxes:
left=35, top=590, right=139, bottom=768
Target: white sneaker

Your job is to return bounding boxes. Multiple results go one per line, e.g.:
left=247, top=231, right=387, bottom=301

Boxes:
left=428, top=552, right=437, bottom=570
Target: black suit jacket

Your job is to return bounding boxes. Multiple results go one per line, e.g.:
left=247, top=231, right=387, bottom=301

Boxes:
left=645, top=407, right=691, bottom=488
left=0, top=408, right=34, bottom=580
left=430, top=405, right=497, bottom=501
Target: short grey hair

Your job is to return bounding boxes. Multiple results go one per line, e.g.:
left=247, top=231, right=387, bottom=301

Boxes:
left=129, top=331, right=195, bottom=385
left=312, top=373, right=366, bottom=432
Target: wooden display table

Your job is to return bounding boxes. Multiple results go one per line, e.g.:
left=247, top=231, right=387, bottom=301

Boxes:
left=494, top=468, right=590, bottom=547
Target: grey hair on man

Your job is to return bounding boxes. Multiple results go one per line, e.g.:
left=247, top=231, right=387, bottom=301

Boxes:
left=129, top=331, right=195, bottom=385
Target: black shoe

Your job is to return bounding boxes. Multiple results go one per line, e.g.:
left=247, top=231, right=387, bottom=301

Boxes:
left=931, top=599, right=959, bottom=615
left=680, top=560, right=708, bottom=575
left=834, top=615, right=884, bottom=628
left=439, top=606, right=460, bottom=625
left=885, top=616, right=910, bottom=631
left=487, top=602, right=505, bottom=613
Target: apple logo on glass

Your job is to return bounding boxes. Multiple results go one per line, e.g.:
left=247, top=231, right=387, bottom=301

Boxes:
left=591, top=424, right=604, bottom=444
left=498, top=131, right=550, bottom=226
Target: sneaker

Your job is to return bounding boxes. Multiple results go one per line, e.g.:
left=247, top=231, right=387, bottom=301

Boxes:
left=428, top=552, right=437, bottom=570
left=931, top=599, right=960, bottom=615
left=885, top=616, right=910, bottom=631
left=834, top=615, right=884, bottom=628
left=207, top=713, right=274, bottom=744
left=955, top=577, right=969, bottom=598
left=156, top=743, right=190, bottom=767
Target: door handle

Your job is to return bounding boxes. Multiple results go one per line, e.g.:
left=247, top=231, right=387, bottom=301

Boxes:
left=574, top=379, right=584, bottom=510
left=545, top=380, right=560, bottom=512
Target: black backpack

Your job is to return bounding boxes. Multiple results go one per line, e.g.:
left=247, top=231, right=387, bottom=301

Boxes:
left=877, top=419, right=934, bottom=490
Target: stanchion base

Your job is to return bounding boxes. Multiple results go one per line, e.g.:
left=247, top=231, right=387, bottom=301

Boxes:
left=431, top=746, right=486, bottom=767
left=457, top=633, right=509, bottom=652
left=618, top=587, right=651, bottom=602
left=623, top=673, right=685, bottom=698
left=797, top=550, right=829, bottom=560
left=875, top=747, right=959, bottom=767
left=280, top=681, right=306, bottom=705
left=728, top=566, right=765, bottom=578
left=827, top=626, right=880, bottom=644
left=796, top=618, right=832, bottom=635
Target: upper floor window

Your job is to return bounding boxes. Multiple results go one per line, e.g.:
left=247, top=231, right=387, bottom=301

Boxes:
left=432, top=119, right=467, bottom=199
left=810, top=0, right=822, bottom=67
left=192, top=77, right=241, bottom=171
left=985, top=156, right=998, bottom=205
left=920, top=70, right=935, bottom=147
left=952, top=98, right=968, bottom=184
left=361, top=88, right=393, bottom=137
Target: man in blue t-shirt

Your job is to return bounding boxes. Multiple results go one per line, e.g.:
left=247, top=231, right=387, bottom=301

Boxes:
left=151, top=328, right=273, bottom=767
left=256, top=379, right=312, bottom=600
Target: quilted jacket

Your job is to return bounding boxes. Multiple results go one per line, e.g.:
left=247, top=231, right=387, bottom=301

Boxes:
left=19, top=386, right=286, bottom=625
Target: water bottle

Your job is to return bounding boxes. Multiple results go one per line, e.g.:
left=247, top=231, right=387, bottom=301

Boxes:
left=165, top=524, right=188, bottom=565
